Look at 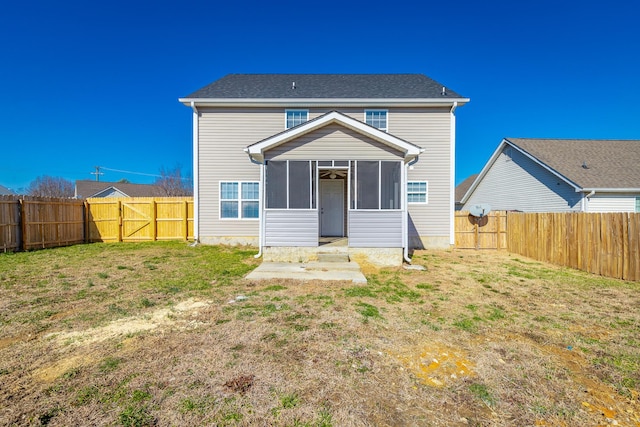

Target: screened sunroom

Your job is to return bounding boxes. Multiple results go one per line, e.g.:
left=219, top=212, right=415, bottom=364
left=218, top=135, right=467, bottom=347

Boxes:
left=244, top=111, right=423, bottom=253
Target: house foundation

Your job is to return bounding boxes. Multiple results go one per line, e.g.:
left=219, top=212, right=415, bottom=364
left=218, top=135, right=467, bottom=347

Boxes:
left=263, top=246, right=403, bottom=268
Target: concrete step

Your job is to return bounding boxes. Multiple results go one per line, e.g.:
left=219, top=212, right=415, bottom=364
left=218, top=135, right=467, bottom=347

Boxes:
left=317, top=252, right=350, bottom=263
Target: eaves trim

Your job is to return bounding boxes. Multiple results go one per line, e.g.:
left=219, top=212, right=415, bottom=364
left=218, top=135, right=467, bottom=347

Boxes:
left=179, top=97, right=469, bottom=108
left=245, top=110, right=423, bottom=163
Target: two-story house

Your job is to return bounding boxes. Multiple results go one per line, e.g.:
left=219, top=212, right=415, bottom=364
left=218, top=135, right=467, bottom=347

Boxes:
left=179, top=74, right=468, bottom=266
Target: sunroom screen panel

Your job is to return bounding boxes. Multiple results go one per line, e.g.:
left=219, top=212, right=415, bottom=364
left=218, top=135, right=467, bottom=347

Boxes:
left=381, top=161, right=401, bottom=209
left=289, top=161, right=311, bottom=209
left=266, top=161, right=287, bottom=208
left=357, top=161, right=379, bottom=209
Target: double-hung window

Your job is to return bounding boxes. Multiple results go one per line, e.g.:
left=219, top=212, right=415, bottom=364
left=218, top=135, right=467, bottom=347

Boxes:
left=285, top=110, right=308, bottom=129
left=220, top=181, right=259, bottom=219
left=407, top=181, right=428, bottom=204
left=365, top=110, right=388, bottom=132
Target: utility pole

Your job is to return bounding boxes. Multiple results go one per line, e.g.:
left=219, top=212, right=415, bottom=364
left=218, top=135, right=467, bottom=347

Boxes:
left=91, top=166, right=104, bottom=182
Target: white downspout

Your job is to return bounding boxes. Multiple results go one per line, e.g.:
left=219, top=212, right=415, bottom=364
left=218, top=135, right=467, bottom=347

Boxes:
left=404, top=155, right=421, bottom=263
left=582, top=190, right=595, bottom=212
left=190, top=101, right=200, bottom=243
left=255, top=162, right=264, bottom=258
left=243, top=149, right=264, bottom=259
left=449, top=102, right=458, bottom=246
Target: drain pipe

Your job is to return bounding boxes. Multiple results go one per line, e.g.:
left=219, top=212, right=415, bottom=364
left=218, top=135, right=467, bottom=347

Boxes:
left=582, top=190, right=595, bottom=211
left=190, top=101, right=200, bottom=243
left=403, top=154, right=422, bottom=264
left=244, top=149, right=264, bottom=259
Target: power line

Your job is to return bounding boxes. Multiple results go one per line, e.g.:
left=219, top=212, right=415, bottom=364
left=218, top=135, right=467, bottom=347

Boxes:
left=97, top=166, right=192, bottom=181
left=99, top=167, right=162, bottom=178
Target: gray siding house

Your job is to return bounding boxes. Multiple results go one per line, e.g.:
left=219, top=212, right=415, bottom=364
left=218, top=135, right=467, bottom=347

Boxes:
left=180, top=74, right=469, bottom=265
left=460, top=138, right=640, bottom=213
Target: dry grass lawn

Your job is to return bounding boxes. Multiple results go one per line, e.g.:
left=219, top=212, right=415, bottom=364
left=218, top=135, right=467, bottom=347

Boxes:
left=0, top=242, right=639, bottom=426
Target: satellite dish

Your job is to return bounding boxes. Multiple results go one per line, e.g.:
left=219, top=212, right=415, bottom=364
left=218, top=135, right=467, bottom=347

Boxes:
left=468, top=203, right=491, bottom=218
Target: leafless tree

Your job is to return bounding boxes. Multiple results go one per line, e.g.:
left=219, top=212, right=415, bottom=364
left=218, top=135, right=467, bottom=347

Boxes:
left=154, top=165, right=193, bottom=196
left=27, top=176, right=74, bottom=198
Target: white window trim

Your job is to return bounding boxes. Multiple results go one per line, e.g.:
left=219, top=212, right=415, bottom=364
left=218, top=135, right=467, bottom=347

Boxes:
left=364, top=109, right=388, bottom=132
left=407, top=181, right=428, bottom=204
left=219, top=181, right=260, bottom=220
left=285, top=109, right=309, bottom=129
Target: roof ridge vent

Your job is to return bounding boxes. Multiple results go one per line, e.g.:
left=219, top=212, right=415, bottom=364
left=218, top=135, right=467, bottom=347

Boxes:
left=582, top=161, right=589, bottom=169
left=292, top=81, right=296, bottom=90
left=441, top=86, right=446, bottom=96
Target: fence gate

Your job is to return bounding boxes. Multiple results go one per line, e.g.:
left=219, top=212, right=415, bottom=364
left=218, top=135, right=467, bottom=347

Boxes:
left=455, top=211, right=507, bottom=249
left=121, top=200, right=154, bottom=241
left=86, top=197, right=193, bottom=243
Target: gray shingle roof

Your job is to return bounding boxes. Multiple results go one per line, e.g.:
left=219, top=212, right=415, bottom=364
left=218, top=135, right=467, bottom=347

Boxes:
left=455, top=174, right=479, bottom=202
left=75, top=180, right=166, bottom=198
left=506, top=138, right=640, bottom=189
left=184, top=74, right=465, bottom=99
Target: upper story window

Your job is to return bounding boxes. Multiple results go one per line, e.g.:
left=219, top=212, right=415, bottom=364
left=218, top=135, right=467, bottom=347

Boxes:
left=285, top=110, right=308, bottom=129
left=365, top=110, right=388, bottom=131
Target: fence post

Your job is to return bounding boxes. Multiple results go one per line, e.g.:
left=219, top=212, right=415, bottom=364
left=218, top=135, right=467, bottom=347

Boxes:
left=152, top=200, right=157, bottom=241
left=19, top=198, right=26, bottom=251
left=117, top=200, right=123, bottom=242
left=84, top=201, right=89, bottom=243
left=183, top=200, right=188, bottom=241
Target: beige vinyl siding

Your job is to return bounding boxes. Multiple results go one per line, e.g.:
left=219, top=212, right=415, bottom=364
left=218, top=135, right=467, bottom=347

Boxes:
left=349, top=210, right=403, bottom=247
left=586, top=194, right=640, bottom=212
left=266, top=124, right=403, bottom=161
left=198, top=108, right=282, bottom=241
left=463, top=147, right=583, bottom=212
left=197, top=106, right=455, bottom=247
left=392, top=108, right=452, bottom=244
left=264, top=210, right=318, bottom=246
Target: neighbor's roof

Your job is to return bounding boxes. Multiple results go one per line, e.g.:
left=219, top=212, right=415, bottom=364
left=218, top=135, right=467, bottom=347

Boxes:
left=455, top=174, right=479, bottom=203
left=75, top=180, right=165, bottom=198
left=0, top=184, right=16, bottom=195
left=183, top=74, right=466, bottom=100
left=506, top=138, right=640, bottom=190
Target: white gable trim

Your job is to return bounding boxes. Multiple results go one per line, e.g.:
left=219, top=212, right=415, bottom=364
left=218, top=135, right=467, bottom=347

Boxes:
left=460, top=138, right=582, bottom=204
left=245, top=111, right=423, bottom=163
left=90, top=186, right=130, bottom=198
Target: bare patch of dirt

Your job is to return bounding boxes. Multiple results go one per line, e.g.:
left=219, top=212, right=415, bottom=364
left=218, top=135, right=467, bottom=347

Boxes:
left=45, top=298, right=211, bottom=347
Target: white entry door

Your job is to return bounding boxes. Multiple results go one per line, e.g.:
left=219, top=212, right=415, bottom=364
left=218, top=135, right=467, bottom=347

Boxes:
left=320, top=180, right=344, bottom=237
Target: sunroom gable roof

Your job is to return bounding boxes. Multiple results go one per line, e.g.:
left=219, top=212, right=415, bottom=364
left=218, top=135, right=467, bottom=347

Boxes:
left=245, top=111, right=423, bottom=163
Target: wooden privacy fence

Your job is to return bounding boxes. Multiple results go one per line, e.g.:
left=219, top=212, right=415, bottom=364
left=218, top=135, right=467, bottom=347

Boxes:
left=455, top=210, right=507, bottom=249
left=0, top=196, right=194, bottom=252
left=507, top=212, right=640, bottom=282
left=86, top=197, right=194, bottom=242
left=0, top=195, right=85, bottom=251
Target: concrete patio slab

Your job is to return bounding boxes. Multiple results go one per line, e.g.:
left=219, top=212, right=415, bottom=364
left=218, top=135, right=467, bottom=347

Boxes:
left=245, top=261, right=367, bottom=283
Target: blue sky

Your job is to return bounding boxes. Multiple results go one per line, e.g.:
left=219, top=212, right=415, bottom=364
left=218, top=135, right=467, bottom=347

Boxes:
left=1, top=0, right=639, bottom=193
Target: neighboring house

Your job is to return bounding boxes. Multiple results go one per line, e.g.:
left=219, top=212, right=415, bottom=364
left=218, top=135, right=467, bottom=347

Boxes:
left=460, top=138, right=640, bottom=213
left=75, top=180, right=165, bottom=198
left=455, top=174, right=478, bottom=210
left=0, top=185, right=16, bottom=196
left=180, top=74, right=469, bottom=265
